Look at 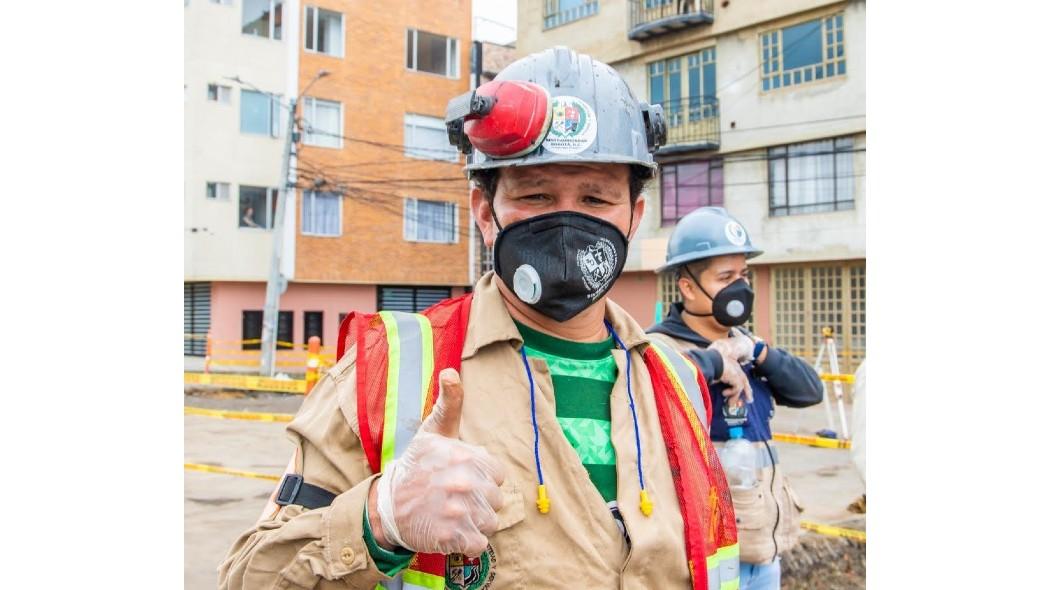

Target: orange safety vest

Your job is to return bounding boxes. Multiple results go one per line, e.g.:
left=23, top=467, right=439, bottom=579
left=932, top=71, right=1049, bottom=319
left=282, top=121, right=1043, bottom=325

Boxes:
left=338, top=294, right=739, bottom=590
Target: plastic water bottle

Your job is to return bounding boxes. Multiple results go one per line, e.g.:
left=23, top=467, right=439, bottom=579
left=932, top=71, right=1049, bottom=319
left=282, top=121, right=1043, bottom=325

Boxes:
left=718, top=426, right=758, bottom=490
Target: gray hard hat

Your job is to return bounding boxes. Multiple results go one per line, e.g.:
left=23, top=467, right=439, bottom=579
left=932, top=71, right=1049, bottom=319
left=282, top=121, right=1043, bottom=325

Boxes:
left=447, top=46, right=666, bottom=178
left=656, top=207, right=764, bottom=273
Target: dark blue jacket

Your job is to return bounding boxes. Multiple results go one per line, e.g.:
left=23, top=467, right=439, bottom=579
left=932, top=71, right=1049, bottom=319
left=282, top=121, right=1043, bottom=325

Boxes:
left=647, top=303, right=823, bottom=442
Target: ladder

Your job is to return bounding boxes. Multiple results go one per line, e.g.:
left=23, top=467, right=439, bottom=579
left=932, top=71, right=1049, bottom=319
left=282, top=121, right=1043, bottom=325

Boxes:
left=812, top=327, right=851, bottom=440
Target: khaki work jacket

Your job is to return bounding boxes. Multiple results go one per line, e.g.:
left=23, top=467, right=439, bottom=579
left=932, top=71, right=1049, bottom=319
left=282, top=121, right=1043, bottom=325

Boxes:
left=219, top=273, right=706, bottom=589
left=648, top=332, right=804, bottom=565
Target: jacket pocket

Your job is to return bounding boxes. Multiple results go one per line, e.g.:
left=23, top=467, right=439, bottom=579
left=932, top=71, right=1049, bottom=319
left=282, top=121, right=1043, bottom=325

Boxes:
left=775, top=475, right=804, bottom=554
left=731, top=485, right=767, bottom=531
left=495, top=480, right=526, bottom=532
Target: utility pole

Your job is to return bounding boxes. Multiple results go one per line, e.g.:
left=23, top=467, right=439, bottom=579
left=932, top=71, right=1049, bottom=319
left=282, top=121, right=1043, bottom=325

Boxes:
left=259, top=96, right=298, bottom=377
left=259, top=69, right=329, bottom=376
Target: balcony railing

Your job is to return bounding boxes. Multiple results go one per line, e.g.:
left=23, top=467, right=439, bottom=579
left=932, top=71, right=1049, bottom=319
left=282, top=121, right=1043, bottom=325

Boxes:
left=657, top=96, right=720, bottom=153
left=629, top=0, right=714, bottom=41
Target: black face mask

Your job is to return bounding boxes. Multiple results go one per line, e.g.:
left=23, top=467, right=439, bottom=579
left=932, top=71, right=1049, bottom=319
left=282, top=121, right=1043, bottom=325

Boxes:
left=493, top=211, right=629, bottom=322
left=681, top=268, right=754, bottom=327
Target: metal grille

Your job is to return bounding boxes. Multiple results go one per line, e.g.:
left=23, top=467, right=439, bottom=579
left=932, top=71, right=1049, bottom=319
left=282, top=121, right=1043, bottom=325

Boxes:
left=771, top=262, right=865, bottom=372
left=184, top=282, right=211, bottom=356
left=379, top=286, right=452, bottom=313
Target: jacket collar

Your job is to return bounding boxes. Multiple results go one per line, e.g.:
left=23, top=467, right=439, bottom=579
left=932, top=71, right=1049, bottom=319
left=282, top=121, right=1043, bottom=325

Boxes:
left=647, top=302, right=714, bottom=347
left=463, top=271, right=651, bottom=359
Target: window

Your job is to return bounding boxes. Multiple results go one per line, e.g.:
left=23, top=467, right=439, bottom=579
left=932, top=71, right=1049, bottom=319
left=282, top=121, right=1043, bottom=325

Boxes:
left=378, top=287, right=452, bottom=313
left=543, top=0, right=599, bottom=29
left=206, top=181, right=230, bottom=200
left=242, top=310, right=293, bottom=350
left=404, top=198, right=458, bottom=244
left=305, top=6, right=343, bottom=57
left=303, top=97, right=342, bottom=148
left=648, top=48, right=717, bottom=124
left=240, top=89, right=281, bottom=136
left=661, top=159, right=723, bottom=224
left=761, top=13, right=845, bottom=91
left=239, top=186, right=278, bottom=229
left=302, top=191, right=341, bottom=236
left=771, top=262, right=865, bottom=373
left=403, top=114, right=458, bottom=161
left=184, top=282, right=211, bottom=356
left=304, top=311, right=323, bottom=345
left=207, top=83, right=231, bottom=103
left=406, top=29, right=459, bottom=78
left=242, top=0, right=283, bottom=39
left=768, top=136, right=854, bottom=216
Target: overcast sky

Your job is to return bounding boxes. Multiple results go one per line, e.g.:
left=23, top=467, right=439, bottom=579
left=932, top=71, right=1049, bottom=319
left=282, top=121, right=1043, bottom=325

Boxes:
left=473, top=0, right=517, bottom=45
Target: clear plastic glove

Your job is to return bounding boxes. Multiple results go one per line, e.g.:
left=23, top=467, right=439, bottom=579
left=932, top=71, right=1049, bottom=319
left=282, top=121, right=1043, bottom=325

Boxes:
left=709, top=336, right=754, bottom=404
left=709, top=334, right=754, bottom=363
left=371, top=368, right=506, bottom=557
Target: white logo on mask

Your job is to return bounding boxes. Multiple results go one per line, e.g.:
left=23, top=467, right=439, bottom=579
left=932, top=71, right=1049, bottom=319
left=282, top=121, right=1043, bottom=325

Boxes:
left=577, top=238, right=618, bottom=300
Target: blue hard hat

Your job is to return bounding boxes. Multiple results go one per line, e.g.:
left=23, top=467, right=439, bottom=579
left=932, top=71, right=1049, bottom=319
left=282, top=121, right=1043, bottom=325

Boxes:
left=655, top=207, right=763, bottom=273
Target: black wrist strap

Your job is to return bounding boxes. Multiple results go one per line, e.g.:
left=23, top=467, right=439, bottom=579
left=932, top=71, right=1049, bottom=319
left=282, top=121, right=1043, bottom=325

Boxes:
left=274, top=474, right=337, bottom=510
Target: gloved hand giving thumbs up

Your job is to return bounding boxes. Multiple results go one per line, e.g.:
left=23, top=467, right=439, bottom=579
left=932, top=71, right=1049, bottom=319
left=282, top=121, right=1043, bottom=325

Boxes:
left=367, top=368, right=507, bottom=557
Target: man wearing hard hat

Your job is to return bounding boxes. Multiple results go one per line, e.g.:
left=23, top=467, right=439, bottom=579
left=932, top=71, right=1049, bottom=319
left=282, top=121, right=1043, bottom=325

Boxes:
left=220, top=47, right=740, bottom=590
left=648, top=207, right=824, bottom=589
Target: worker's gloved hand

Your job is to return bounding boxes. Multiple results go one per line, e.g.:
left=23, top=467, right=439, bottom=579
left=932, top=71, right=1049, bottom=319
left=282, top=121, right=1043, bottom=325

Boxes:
left=709, top=335, right=754, bottom=364
left=709, top=336, right=754, bottom=404
left=370, top=368, right=506, bottom=557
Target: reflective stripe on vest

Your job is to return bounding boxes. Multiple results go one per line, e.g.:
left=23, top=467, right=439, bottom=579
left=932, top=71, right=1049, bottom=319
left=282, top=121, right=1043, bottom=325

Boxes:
left=378, top=311, right=435, bottom=470
left=376, top=312, right=441, bottom=590
left=647, top=338, right=708, bottom=429
left=706, top=543, right=740, bottom=590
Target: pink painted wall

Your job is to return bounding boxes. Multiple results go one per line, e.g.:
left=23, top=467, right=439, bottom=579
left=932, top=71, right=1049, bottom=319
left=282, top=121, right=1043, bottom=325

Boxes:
left=210, top=281, right=377, bottom=350
left=608, top=271, right=660, bottom=328
left=752, top=265, right=772, bottom=342
left=209, top=283, right=469, bottom=351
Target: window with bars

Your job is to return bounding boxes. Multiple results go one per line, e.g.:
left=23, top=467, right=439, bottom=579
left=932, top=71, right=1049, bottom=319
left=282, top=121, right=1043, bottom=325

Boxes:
left=241, top=310, right=294, bottom=350
left=661, top=159, right=723, bottom=224
left=378, top=287, right=452, bottom=313
left=303, top=311, right=323, bottom=345
left=768, top=136, right=855, bottom=216
left=771, top=262, right=865, bottom=372
left=761, top=13, right=845, bottom=92
left=543, top=0, right=599, bottom=29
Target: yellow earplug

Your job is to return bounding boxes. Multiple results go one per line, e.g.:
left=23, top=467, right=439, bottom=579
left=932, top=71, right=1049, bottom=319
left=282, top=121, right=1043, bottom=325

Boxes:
left=537, top=484, right=551, bottom=514
left=639, top=490, right=654, bottom=516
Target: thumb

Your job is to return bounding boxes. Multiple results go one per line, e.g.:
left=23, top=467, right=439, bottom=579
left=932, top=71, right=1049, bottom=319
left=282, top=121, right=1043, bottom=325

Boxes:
left=422, top=368, right=464, bottom=439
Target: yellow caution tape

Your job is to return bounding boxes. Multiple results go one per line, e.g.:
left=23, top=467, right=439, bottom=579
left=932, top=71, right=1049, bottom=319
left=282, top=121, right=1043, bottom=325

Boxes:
left=801, top=521, right=866, bottom=542
left=773, top=432, right=852, bottom=450
left=184, top=462, right=280, bottom=482
left=820, top=373, right=855, bottom=383
left=184, top=372, right=307, bottom=394
left=184, top=406, right=294, bottom=423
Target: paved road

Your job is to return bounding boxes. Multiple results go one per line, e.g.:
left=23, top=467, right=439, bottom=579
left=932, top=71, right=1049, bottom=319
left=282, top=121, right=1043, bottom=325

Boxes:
left=185, top=390, right=864, bottom=588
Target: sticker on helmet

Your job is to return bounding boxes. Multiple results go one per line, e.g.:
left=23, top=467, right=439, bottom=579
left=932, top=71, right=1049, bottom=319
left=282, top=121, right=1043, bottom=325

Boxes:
left=724, top=221, right=748, bottom=246
left=543, top=96, right=598, bottom=155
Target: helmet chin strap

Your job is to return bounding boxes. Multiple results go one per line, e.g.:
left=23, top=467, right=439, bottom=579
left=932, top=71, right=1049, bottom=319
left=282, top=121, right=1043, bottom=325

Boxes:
left=679, top=264, right=716, bottom=318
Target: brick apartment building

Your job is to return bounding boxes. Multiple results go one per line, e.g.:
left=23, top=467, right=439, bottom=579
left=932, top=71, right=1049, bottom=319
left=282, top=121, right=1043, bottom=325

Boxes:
left=185, top=0, right=472, bottom=364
